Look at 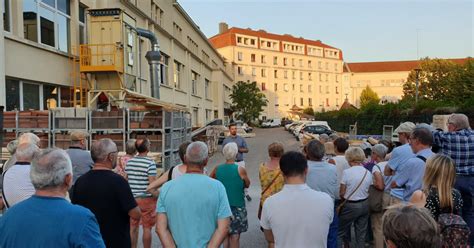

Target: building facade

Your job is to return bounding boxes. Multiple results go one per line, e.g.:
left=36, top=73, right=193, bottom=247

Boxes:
left=0, top=0, right=234, bottom=127
left=344, top=58, right=469, bottom=107
left=210, top=23, right=344, bottom=120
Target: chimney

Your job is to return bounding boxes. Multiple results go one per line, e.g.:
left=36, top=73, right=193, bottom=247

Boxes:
left=219, top=22, right=228, bottom=34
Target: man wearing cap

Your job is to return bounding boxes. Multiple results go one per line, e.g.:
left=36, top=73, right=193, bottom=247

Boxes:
left=432, top=113, right=474, bottom=245
left=66, top=131, right=93, bottom=196
left=384, top=122, right=416, bottom=204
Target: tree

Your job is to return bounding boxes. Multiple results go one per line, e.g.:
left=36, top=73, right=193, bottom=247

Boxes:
left=402, top=58, right=473, bottom=104
left=303, top=107, right=315, bottom=116
left=230, top=81, right=268, bottom=123
left=360, top=85, right=380, bottom=107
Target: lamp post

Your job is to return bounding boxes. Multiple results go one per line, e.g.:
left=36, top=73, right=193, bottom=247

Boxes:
left=414, top=68, right=421, bottom=104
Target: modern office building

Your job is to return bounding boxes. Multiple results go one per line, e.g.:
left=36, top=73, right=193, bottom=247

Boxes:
left=0, top=0, right=234, bottom=127
left=209, top=23, right=345, bottom=119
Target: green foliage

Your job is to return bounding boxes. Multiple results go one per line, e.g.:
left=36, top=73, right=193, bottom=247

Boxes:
left=303, top=107, right=315, bottom=116
left=360, top=86, right=380, bottom=107
left=403, top=58, right=474, bottom=104
left=230, top=81, right=268, bottom=123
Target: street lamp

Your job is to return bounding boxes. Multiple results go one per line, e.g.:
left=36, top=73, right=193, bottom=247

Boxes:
left=414, top=68, right=421, bottom=104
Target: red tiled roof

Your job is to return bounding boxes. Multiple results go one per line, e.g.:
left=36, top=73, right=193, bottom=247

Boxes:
left=209, top=27, right=343, bottom=60
left=346, top=58, right=471, bottom=73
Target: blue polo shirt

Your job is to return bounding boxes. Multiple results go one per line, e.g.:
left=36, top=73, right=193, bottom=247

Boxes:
left=0, top=195, right=105, bottom=248
left=394, top=148, right=434, bottom=202
left=306, top=160, right=338, bottom=201
left=387, top=144, right=414, bottom=199
left=222, top=135, right=248, bottom=162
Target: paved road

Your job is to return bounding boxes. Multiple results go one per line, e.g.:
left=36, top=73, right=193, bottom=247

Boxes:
left=146, top=127, right=300, bottom=247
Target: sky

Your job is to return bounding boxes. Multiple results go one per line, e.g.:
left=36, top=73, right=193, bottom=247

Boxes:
left=179, top=0, right=473, bottom=62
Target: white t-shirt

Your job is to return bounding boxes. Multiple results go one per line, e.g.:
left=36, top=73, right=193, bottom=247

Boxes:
left=260, top=184, right=334, bottom=248
left=171, top=164, right=208, bottom=179
left=341, top=166, right=372, bottom=201
left=371, top=161, right=392, bottom=192
left=333, top=155, right=350, bottom=185
left=3, top=163, right=35, bottom=207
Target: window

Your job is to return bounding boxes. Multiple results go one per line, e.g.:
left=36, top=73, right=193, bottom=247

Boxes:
left=292, top=58, right=295, bottom=66
left=292, top=84, right=295, bottom=91
left=326, top=74, right=329, bottom=82
left=308, top=60, right=312, bottom=68
left=325, top=62, right=329, bottom=70
left=251, top=54, right=256, bottom=62
left=283, top=58, right=287, bottom=66
left=237, top=37, right=242, bottom=43
left=319, top=73, right=322, bottom=81
left=284, top=84, right=289, bottom=92
left=292, top=71, right=296, bottom=79
left=78, top=4, right=86, bottom=44
left=318, top=61, right=322, bottom=69
left=300, top=84, right=303, bottom=92
left=308, top=98, right=312, bottom=106
left=274, top=70, right=278, bottom=78
left=173, top=22, right=182, bottom=39
left=174, top=60, right=182, bottom=89
left=160, top=53, right=169, bottom=85
left=262, top=83, right=266, bottom=91
left=308, top=85, right=312, bottom=92
left=300, top=98, right=303, bottom=106
left=237, top=66, right=243, bottom=75
left=284, top=70, right=288, bottom=79
left=23, top=82, right=40, bottom=110
left=261, top=55, right=266, bottom=64
left=326, top=98, right=329, bottom=106
left=336, top=86, right=339, bottom=94
left=205, top=79, right=210, bottom=99
left=308, top=72, right=312, bottom=80
left=326, top=86, right=329, bottom=94
left=23, top=0, right=71, bottom=53
left=335, top=63, right=338, bottom=72
left=237, top=52, right=243, bottom=61
left=261, top=69, right=266, bottom=77
left=43, top=85, right=58, bottom=110
left=191, top=71, right=199, bottom=95
left=273, top=56, right=278, bottom=65
left=274, top=83, right=278, bottom=91
left=5, top=79, right=20, bottom=111
left=252, top=67, right=256, bottom=76
left=3, top=0, right=10, bottom=31
left=319, top=85, right=322, bottom=93
left=299, top=59, right=303, bottom=67
left=250, top=39, right=255, bottom=45
left=300, top=72, right=303, bottom=80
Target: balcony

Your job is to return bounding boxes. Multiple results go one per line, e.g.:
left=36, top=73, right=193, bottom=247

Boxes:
left=80, top=44, right=124, bottom=73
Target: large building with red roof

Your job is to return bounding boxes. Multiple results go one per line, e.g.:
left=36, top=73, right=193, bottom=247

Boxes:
left=209, top=23, right=345, bottom=119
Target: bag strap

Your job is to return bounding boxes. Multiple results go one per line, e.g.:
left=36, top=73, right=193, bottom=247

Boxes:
left=261, top=169, right=281, bottom=196
left=1, top=169, right=10, bottom=209
left=416, top=155, right=426, bottom=162
left=167, top=166, right=175, bottom=181
left=341, top=169, right=368, bottom=203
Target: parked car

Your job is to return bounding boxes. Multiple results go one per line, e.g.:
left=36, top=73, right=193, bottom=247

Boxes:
left=281, top=119, right=293, bottom=127
left=286, top=122, right=300, bottom=131
left=298, top=124, right=335, bottom=141
left=234, top=120, right=252, bottom=133
left=262, top=118, right=281, bottom=128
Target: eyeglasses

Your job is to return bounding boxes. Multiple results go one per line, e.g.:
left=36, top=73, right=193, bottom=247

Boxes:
left=107, top=150, right=118, bottom=157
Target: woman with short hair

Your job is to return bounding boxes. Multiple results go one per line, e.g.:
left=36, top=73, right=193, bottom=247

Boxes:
left=115, top=139, right=136, bottom=178
left=211, top=142, right=250, bottom=248
left=338, top=147, right=373, bottom=248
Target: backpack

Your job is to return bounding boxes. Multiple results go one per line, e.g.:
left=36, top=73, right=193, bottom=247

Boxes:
left=438, top=213, right=471, bottom=247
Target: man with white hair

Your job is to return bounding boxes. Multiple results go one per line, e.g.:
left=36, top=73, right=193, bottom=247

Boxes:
left=2, top=142, right=39, bottom=208
left=433, top=113, right=474, bottom=244
left=156, top=141, right=232, bottom=248
left=72, top=138, right=141, bottom=248
left=1, top=132, right=39, bottom=173
left=0, top=149, right=105, bottom=247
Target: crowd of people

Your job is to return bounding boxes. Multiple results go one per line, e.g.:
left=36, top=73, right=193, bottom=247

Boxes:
left=0, top=114, right=472, bottom=248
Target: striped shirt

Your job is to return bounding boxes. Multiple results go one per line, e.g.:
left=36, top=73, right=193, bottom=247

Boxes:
left=125, top=156, right=157, bottom=198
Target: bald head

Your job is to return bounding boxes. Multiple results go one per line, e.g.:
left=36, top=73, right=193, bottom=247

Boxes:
left=448, top=113, right=470, bottom=131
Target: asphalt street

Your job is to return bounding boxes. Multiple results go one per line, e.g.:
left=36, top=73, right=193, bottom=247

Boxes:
left=146, top=127, right=301, bottom=248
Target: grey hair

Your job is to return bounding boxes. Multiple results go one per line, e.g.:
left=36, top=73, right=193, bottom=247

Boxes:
left=306, top=140, right=325, bottom=161
left=126, top=139, right=137, bottom=155
left=186, top=141, right=209, bottom=166
left=449, top=113, right=470, bottom=130
left=223, top=142, right=238, bottom=161
left=18, top=132, right=40, bottom=146
left=30, top=149, right=72, bottom=189
left=319, top=133, right=329, bottom=143
left=91, top=138, right=117, bottom=162
left=15, top=143, right=40, bottom=161
left=372, top=144, right=388, bottom=159
left=7, top=140, right=19, bottom=155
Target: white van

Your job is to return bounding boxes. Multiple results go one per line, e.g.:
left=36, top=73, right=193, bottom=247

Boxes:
left=262, top=118, right=281, bottom=128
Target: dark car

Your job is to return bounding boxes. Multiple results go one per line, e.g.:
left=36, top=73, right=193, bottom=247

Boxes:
left=301, top=125, right=334, bottom=136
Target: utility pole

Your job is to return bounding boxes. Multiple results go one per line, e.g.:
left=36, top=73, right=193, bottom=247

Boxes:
left=415, top=68, right=421, bottom=104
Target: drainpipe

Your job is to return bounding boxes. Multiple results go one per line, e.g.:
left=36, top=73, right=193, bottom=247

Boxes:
left=136, top=28, right=161, bottom=99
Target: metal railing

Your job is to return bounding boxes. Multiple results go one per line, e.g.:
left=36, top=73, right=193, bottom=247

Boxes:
left=79, top=44, right=123, bottom=73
